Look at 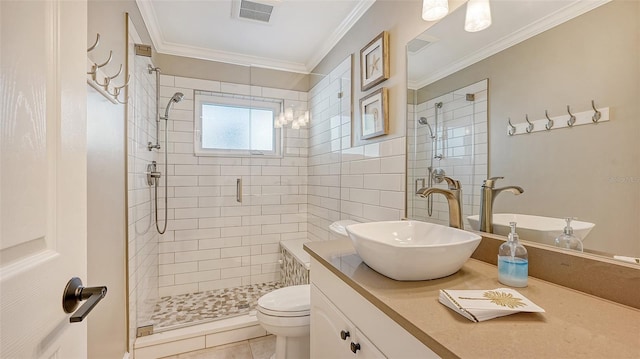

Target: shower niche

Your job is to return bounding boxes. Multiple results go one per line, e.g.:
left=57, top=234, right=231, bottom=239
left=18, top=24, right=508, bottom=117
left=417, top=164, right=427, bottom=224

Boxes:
left=406, top=79, right=488, bottom=229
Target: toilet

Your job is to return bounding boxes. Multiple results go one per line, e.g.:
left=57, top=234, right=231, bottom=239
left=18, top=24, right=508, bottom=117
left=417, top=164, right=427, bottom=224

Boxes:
left=256, top=220, right=359, bottom=359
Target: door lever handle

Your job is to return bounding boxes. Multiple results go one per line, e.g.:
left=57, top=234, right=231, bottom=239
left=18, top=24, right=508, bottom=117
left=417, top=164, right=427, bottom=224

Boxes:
left=62, top=277, right=107, bottom=323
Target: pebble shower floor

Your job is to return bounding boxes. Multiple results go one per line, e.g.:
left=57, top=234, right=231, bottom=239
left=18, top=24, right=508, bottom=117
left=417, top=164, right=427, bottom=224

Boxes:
left=151, top=281, right=282, bottom=330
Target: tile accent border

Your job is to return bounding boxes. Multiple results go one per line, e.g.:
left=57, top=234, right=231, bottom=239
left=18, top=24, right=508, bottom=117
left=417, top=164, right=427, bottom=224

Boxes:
left=280, top=244, right=309, bottom=286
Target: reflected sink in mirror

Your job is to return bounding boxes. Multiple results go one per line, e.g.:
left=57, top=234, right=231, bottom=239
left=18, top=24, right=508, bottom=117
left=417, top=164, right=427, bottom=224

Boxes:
left=345, top=221, right=481, bottom=281
left=467, top=214, right=595, bottom=247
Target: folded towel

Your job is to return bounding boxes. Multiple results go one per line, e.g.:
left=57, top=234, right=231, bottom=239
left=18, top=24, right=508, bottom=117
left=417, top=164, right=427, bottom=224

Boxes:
left=439, top=288, right=545, bottom=322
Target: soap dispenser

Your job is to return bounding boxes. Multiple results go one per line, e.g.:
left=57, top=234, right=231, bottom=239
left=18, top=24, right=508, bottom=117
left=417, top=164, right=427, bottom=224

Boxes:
left=554, top=217, right=584, bottom=252
left=498, top=222, right=528, bottom=287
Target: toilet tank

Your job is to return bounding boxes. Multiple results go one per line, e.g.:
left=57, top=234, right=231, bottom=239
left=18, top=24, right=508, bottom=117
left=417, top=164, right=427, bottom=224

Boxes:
left=329, top=220, right=360, bottom=241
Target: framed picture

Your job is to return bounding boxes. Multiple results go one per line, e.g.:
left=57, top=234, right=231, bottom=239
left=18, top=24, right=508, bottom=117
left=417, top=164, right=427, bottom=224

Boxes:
left=360, top=88, right=388, bottom=140
left=360, top=31, right=389, bottom=91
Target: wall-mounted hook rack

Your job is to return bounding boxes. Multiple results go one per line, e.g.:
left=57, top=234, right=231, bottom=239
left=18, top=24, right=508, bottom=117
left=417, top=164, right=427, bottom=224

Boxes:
left=506, top=102, right=610, bottom=136
left=86, top=33, right=128, bottom=105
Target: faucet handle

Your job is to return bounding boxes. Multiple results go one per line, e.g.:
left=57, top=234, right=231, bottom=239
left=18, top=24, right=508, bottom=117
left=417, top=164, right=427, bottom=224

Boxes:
left=442, top=176, right=461, bottom=190
left=483, top=176, right=504, bottom=188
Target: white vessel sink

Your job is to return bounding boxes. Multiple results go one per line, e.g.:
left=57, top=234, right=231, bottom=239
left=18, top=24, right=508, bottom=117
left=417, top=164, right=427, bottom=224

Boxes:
left=467, top=213, right=595, bottom=246
left=345, top=220, right=482, bottom=281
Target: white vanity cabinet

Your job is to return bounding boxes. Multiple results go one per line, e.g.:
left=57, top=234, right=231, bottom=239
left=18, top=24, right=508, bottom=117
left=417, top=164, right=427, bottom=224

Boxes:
left=311, top=284, right=385, bottom=358
left=310, top=258, right=439, bottom=359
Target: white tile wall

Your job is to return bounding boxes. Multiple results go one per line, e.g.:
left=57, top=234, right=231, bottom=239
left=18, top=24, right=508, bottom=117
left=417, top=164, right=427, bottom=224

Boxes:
left=307, top=57, right=351, bottom=241
left=407, top=79, right=488, bottom=228
left=156, top=75, right=308, bottom=296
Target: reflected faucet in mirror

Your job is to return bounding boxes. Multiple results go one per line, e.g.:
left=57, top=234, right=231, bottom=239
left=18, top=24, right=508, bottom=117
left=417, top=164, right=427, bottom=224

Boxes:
left=416, top=176, right=463, bottom=229
left=479, top=177, right=524, bottom=233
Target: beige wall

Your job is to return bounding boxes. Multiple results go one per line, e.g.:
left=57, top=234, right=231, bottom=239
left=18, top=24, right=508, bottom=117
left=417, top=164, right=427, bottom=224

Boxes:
left=87, top=0, right=150, bottom=355
left=87, top=89, right=127, bottom=358
left=156, top=53, right=310, bottom=92
left=311, top=0, right=465, bottom=147
left=417, top=1, right=640, bottom=256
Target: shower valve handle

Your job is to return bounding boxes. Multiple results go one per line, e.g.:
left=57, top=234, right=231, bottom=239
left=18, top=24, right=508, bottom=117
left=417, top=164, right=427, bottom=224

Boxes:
left=146, top=162, right=162, bottom=186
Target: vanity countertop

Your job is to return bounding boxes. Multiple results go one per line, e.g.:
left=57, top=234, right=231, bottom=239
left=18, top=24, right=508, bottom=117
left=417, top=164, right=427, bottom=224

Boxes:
left=304, top=239, right=640, bottom=358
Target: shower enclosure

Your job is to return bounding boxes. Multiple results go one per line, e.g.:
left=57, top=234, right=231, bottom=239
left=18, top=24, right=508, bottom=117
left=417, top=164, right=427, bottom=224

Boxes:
left=126, top=21, right=350, bottom=346
left=407, top=79, right=489, bottom=228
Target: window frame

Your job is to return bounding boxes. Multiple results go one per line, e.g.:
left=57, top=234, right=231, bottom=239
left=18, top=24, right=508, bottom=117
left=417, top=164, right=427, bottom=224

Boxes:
left=194, top=91, right=283, bottom=157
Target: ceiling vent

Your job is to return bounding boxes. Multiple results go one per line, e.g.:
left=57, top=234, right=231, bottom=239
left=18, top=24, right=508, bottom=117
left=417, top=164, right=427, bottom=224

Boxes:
left=407, top=34, right=440, bottom=54
left=235, top=0, right=274, bottom=23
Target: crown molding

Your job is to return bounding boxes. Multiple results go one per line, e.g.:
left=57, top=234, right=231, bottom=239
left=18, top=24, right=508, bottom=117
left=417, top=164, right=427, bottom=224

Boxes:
left=305, top=0, right=376, bottom=72
left=411, top=0, right=610, bottom=90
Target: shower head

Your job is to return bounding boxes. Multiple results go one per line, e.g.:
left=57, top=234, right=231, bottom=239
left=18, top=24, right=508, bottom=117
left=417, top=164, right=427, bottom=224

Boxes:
left=419, top=117, right=435, bottom=139
left=171, top=92, right=184, bottom=103
left=162, top=92, right=184, bottom=120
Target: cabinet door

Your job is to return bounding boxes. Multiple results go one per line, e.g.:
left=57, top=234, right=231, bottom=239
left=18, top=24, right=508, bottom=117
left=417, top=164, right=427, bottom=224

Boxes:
left=353, top=329, right=386, bottom=359
left=311, top=284, right=355, bottom=359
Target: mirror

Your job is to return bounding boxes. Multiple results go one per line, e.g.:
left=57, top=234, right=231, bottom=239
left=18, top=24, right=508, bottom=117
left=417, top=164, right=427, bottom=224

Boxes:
left=406, top=0, right=639, bottom=260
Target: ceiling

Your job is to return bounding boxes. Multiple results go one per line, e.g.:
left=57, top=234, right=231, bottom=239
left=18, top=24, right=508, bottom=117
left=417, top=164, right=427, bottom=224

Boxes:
left=137, top=0, right=375, bottom=74
left=407, top=0, right=609, bottom=89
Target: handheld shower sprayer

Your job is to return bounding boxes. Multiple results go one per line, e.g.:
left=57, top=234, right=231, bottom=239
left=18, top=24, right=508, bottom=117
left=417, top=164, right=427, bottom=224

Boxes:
left=161, top=92, right=184, bottom=121
left=419, top=117, right=436, bottom=139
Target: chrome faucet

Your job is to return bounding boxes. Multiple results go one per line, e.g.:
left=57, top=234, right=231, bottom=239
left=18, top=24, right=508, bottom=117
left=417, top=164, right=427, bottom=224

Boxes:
left=416, top=176, right=463, bottom=229
left=479, top=177, right=524, bottom=233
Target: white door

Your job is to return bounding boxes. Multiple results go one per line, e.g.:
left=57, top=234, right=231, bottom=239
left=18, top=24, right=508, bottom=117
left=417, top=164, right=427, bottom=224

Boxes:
left=1, top=0, right=88, bottom=358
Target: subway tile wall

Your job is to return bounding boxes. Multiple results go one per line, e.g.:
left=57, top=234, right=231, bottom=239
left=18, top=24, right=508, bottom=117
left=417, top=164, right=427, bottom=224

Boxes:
left=308, top=56, right=406, bottom=238
left=407, top=79, right=488, bottom=228
left=127, top=41, right=160, bottom=345
left=307, top=57, right=351, bottom=241
left=156, top=75, right=308, bottom=297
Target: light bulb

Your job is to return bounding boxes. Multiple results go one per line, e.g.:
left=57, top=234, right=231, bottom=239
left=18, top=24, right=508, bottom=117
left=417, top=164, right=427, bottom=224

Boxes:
left=465, top=0, right=492, bottom=32
left=285, top=107, right=294, bottom=122
left=422, top=0, right=449, bottom=21
left=292, top=121, right=300, bottom=130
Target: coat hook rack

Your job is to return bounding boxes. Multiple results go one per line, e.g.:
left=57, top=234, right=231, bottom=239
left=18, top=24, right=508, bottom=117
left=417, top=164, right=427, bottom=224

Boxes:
left=506, top=101, right=610, bottom=136
left=86, top=33, right=128, bottom=104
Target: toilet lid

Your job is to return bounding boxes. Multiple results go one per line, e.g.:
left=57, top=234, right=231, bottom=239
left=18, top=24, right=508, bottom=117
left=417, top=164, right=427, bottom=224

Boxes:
left=257, top=285, right=310, bottom=316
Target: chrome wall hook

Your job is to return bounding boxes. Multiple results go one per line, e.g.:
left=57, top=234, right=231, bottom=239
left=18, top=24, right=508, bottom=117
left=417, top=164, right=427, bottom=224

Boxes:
left=525, top=114, right=534, bottom=133
left=508, top=117, right=516, bottom=136
left=101, top=64, right=122, bottom=89
left=87, top=33, right=100, bottom=53
left=591, top=100, right=602, bottom=123
left=88, top=50, right=113, bottom=79
left=545, top=110, right=554, bottom=130
left=566, top=105, right=576, bottom=127
left=109, top=74, right=130, bottom=96
left=95, top=50, right=113, bottom=69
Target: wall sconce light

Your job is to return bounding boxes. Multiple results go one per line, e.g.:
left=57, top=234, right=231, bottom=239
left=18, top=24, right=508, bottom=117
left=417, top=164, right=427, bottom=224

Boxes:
left=422, top=0, right=449, bottom=21
left=465, top=0, right=492, bottom=32
left=275, top=107, right=309, bottom=129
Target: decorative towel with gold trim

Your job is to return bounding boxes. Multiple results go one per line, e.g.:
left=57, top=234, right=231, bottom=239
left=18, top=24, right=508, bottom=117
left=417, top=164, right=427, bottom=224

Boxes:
left=439, top=288, right=545, bottom=322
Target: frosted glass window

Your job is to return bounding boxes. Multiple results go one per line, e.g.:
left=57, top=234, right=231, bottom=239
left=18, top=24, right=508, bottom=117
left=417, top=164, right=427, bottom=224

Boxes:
left=195, top=92, right=282, bottom=157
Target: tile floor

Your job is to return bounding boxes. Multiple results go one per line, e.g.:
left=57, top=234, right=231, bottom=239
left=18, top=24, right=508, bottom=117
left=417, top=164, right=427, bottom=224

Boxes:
left=160, top=335, right=276, bottom=359
left=152, top=282, right=282, bottom=329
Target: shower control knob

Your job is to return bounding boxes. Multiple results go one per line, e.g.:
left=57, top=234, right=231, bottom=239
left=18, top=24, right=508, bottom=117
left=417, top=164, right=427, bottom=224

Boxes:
left=340, top=330, right=350, bottom=340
